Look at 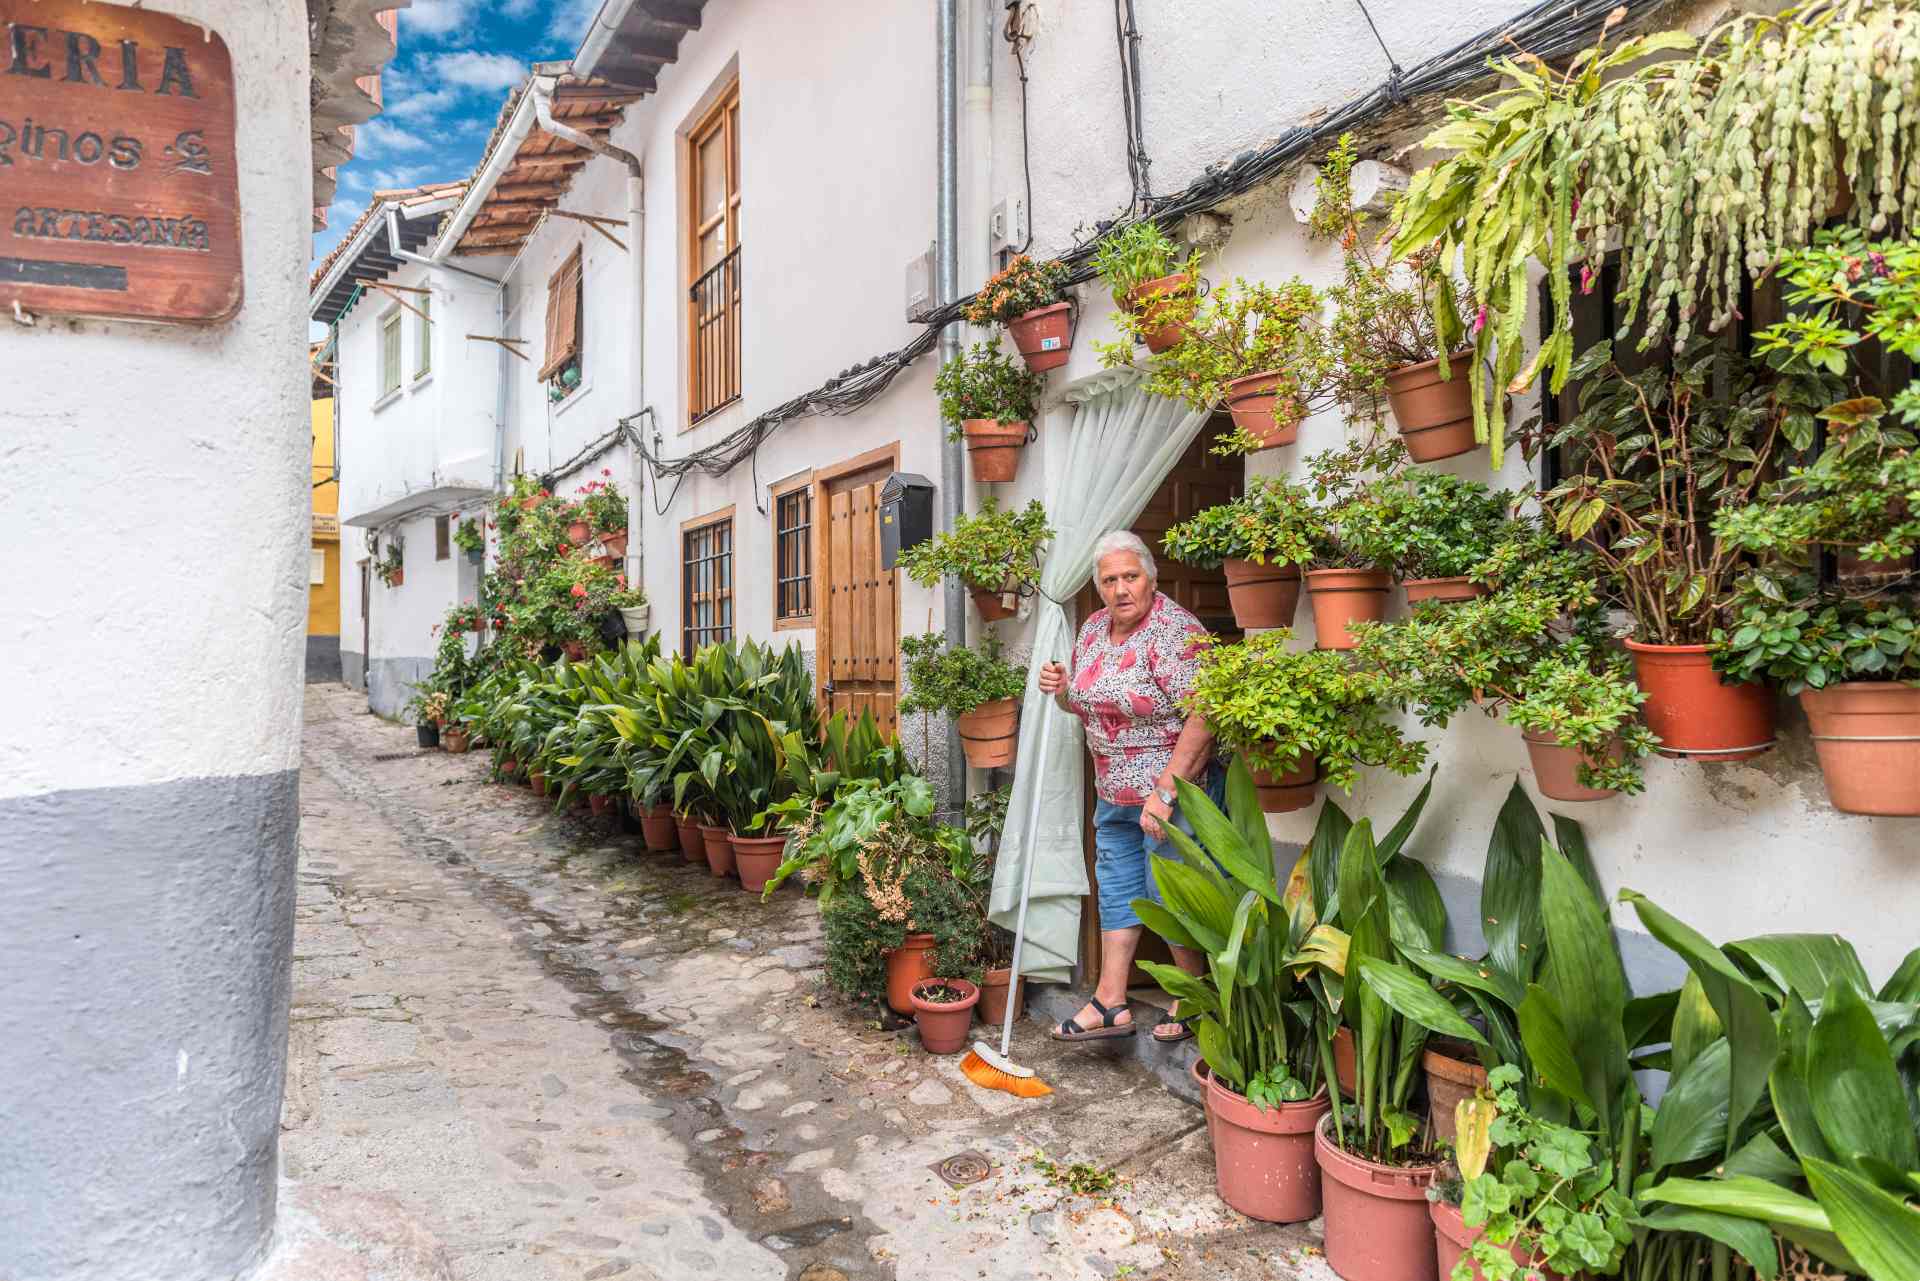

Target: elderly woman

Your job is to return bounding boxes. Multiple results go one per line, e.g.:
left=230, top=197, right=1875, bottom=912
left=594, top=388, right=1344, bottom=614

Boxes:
left=1037, top=530, right=1221, bottom=1044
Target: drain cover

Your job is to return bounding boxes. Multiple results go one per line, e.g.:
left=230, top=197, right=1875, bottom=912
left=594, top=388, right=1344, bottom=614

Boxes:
left=371, top=751, right=432, bottom=762
left=930, top=1150, right=994, bottom=1189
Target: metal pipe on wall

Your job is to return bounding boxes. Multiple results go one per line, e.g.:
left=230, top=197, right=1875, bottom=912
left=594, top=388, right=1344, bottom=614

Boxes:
left=625, top=172, right=645, bottom=597
left=936, top=0, right=966, bottom=817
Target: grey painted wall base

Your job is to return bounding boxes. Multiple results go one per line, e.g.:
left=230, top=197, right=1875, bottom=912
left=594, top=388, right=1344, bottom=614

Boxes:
left=365, top=656, right=433, bottom=720
left=1025, top=983, right=1205, bottom=1107
left=342, top=648, right=366, bottom=692
left=0, top=770, right=300, bottom=1281
left=305, top=635, right=342, bottom=685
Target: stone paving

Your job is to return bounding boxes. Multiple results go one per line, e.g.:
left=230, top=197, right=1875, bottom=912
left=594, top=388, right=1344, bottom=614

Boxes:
left=288, top=685, right=1336, bottom=1281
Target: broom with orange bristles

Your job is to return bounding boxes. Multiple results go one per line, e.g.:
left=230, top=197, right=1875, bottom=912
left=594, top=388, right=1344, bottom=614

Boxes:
left=959, top=695, right=1057, bottom=1098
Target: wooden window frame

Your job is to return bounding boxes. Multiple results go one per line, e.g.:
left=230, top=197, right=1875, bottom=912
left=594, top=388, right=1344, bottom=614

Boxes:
left=811, top=442, right=900, bottom=719
left=685, top=78, right=741, bottom=426
left=414, top=292, right=432, bottom=380
left=434, top=514, right=450, bottom=561
left=771, top=473, right=815, bottom=630
left=540, top=245, right=585, bottom=389
left=378, top=306, right=402, bottom=397
left=680, top=505, right=736, bottom=657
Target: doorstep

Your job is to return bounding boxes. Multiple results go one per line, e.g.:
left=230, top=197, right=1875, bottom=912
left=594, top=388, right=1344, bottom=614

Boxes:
left=1024, top=982, right=1206, bottom=1108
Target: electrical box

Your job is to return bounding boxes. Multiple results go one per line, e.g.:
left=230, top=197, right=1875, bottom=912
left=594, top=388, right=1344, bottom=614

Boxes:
left=904, top=244, right=933, bottom=322
left=879, top=472, right=935, bottom=570
left=989, top=196, right=1028, bottom=252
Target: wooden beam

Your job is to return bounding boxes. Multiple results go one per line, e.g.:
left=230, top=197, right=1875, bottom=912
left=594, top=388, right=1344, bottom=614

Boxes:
left=634, top=0, right=701, bottom=32
left=552, top=82, right=649, bottom=103
left=494, top=182, right=567, bottom=201
left=551, top=112, right=626, bottom=130
left=591, top=64, right=657, bottom=94
left=466, top=334, right=530, bottom=362
left=603, top=34, right=679, bottom=65
left=459, top=230, right=536, bottom=249
left=550, top=209, right=628, bottom=253
left=367, top=280, right=430, bottom=323
left=355, top=279, right=430, bottom=295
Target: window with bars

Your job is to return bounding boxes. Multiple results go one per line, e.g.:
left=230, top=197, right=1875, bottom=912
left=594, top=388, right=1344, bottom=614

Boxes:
left=773, top=485, right=812, bottom=625
left=687, top=80, right=740, bottom=422
left=682, top=514, right=734, bottom=656
left=379, top=308, right=402, bottom=397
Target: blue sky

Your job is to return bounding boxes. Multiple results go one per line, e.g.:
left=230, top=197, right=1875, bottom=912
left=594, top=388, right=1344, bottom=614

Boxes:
left=312, top=0, right=603, bottom=270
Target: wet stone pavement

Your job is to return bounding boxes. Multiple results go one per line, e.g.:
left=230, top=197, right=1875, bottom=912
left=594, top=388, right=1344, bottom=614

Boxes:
left=289, top=685, right=1337, bottom=1281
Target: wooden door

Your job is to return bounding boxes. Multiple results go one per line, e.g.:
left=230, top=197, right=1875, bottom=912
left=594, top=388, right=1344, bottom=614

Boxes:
left=816, top=447, right=900, bottom=740
left=1077, top=415, right=1242, bottom=987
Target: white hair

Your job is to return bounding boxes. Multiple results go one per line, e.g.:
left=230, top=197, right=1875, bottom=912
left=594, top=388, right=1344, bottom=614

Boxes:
left=1090, top=529, right=1158, bottom=586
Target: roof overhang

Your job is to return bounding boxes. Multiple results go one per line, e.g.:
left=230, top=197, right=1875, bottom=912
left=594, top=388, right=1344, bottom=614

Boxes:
left=309, top=191, right=462, bottom=325
left=308, top=0, right=406, bottom=224
left=343, top=482, right=493, bottom=529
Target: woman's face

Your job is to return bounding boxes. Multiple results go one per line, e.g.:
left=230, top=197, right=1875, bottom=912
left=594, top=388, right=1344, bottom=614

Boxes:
left=1096, top=551, right=1155, bottom=628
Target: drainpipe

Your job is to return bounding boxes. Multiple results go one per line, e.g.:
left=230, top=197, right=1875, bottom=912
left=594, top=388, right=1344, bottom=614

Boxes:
left=965, top=0, right=993, bottom=302
left=937, top=0, right=966, bottom=816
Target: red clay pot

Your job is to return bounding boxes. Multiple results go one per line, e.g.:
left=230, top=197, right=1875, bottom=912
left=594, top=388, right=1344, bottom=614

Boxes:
left=639, top=806, right=679, bottom=853
left=962, top=418, right=1029, bottom=484
left=1316, top=1115, right=1441, bottom=1281
left=600, top=530, right=628, bottom=557
left=731, top=833, right=788, bottom=893
left=1008, top=301, right=1073, bottom=372
left=1624, top=640, right=1775, bottom=762
left=567, top=519, right=591, bottom=545
left=1305, top=568, right=1391, bottom=650
left=698, top=824, right=736, bottom=878
left=442, top=728, right=470, bottom=754
left=1423, top=1043, right=1486, bottom=1145
left=910, top=977, right=980, bottom=1055
left=957, top=698, right=1019, bottom=769
left=561, top=641, right=588, bottom=662
left=675, top=817, right=706, bottom=866
left=1800, top=683, right=1920, bottom=816
left=1193, top=1058, right=1218, bottom=1144
left=1223, top=559, right=1300, bottom=630
left=1432, top=1200, right=1569, bottom=1281
left=1522, top=730, right=1624, bottom=802
left=529, top=770, right=547, bottom=797
left=971, top=586, right=1018, bottom=622
left=884, top=933, right=938, bottom=1015
left=1402, top=576, right=1488, bottom=605
left=1207, top=1075, right=1333, bottom=1223
left=1248, top=760, right=1317, bottom=814
left=976, top=966, right=1023, bottom=1029
left=1385, top=354, right=1479, bottom=463
left=1331, top=1025, right=1357, bottom=1098
left=1127, top=272, right=1193, bottom=353
left=1222, top=370, right=1302, bottom=451
left=588, top=792, right=616, bottom=818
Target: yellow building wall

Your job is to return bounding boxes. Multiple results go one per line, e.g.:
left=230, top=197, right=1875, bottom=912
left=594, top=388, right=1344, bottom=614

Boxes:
left=309, top=396, right=341, bottom=637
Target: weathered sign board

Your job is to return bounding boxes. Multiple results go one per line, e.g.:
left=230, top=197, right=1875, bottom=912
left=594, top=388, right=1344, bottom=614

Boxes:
left=0, top=2, right=241, bottom=323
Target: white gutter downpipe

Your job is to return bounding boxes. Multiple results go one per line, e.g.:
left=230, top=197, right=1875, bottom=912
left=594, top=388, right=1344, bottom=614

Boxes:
left=937, top=0, right=966, bottom=815
left=965, top=0, right=993, bottom=306
left=434, top=92, right=537, bottom=262
left=572, top=0, right=637, bottom=79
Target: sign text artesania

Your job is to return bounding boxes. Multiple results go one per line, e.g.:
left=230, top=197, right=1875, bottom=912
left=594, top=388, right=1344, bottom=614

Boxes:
left=0, top=1, right=241, bottom=324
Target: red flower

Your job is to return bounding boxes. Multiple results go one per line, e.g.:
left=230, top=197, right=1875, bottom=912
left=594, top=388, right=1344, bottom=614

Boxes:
left=601, top=468, right=611, bottom=477
left=571, top=583, right=588, bottom=599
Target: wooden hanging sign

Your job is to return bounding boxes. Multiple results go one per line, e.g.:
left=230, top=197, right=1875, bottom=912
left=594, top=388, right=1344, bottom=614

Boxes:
left=0, top=1, right=242, bottom=323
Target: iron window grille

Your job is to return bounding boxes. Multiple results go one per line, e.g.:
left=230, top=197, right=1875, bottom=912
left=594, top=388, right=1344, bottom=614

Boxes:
left=689, top=246, right=741, bottom=422
left=774, top=487, right=812, bottom=622
left=682, top=517, right=734, bottom=655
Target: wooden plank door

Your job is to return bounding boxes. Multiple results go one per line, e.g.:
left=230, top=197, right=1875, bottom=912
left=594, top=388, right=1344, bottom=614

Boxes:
left=817, top=453, right=900, bottom=740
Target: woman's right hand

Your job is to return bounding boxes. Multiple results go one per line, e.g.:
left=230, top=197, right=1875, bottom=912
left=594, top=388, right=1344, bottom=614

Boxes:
left=1036, top=661, right=1067, bottom=696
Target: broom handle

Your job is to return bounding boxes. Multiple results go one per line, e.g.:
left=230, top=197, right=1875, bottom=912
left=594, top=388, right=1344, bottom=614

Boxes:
left=1000, top=690, right=1056, bottom=1059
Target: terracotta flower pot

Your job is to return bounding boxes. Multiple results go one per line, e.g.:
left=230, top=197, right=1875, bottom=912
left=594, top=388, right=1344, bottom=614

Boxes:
left=1423, top=1043, right=1487, bottom=1145
left=1223, top=559, right=1300, bottom=630
left=529, top=770, right=547, bottom=797
left=884, top=933, right=938, bottom=1015
left=1624, top=640, right=1775, bottom=762
left=1799, top=683, right=1920, bottom=816
left=1331, top=1025, right=1357, bottom=1098
left=1402, top=577, right=1488, bottom=606
left=1385, top=354, right=1479, bottom=463
left=500, top=757, right=519, bottom=777
left=561, top=641, right=588, bottom=662
left=699, top=824, right=736, bottom=878
left=675, top=817, right=706, bottom=865
left=957, top=698, right=1019, bottom=769
left=1248, top=760, right=1317, bottom=814
left=442, top=728, right=470, bottom=754
left=731, top=833, right=789, bottom=893
left=1431, top=1200, right=1569, bottom=1281
left=1305, top=568, right=1391, bottom=650
left=593, top=553, right=618, bottom=569
left=1008, top=301, right=1072, bottom=372
left=910, top=978, right=980, bottom=1054
left=588, top=792, right=616, bottom=818
left=639, top=806, right=679, bottom=854
left=1126, top=272, right=1193, bottom=353
left=962, top=418, right=1029, bottom=484
left=600, top=530, right=628, bottom=557
left=1316, top=1115, right=1441, bottom=1281
left=1206, top=1074, right=1333, bottom=1223
left=1221, top=370, right=1302, bottom=451
left=1522, top=730, right=1624, bottom=802
left=976, top=966, right=1023, bottom=1029
left=1193, top=1058, right=1217, bottom=1142
left=970, top=586, right=1018, bottom=622
left=567, top=519, right=591, bottom=545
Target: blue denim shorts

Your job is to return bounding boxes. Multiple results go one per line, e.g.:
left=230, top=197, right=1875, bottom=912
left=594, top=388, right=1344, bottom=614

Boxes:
left=1092, top=764, right=1227, bottom=931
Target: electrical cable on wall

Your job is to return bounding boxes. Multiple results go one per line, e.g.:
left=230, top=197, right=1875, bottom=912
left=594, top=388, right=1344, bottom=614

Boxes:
left=1003, top=1, right=1037, bottom=254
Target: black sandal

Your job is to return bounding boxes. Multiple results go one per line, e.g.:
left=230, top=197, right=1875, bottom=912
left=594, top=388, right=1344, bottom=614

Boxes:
left=1051, top=996, right=1137, bottom=1042
left=1152, top=1012, right=1198, bottom=1044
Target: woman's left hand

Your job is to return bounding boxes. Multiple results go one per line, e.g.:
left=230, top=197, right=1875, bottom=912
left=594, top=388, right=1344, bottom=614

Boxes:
left=1140, top=793, right=1172, bottom=842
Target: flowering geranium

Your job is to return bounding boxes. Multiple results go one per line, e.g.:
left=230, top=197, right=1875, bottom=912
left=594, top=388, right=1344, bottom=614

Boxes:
left=960, top=255, right=1069, bottom=326
left=576, top=477, right=628, bottom=535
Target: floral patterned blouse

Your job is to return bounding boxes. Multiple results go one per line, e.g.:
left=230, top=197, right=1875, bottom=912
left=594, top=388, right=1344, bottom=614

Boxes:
left=1066, top=592, right=1210, bottom=804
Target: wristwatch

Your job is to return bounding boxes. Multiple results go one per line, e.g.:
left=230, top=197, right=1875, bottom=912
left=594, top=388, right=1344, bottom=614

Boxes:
left=1154, top=784, right=1178, bottom=807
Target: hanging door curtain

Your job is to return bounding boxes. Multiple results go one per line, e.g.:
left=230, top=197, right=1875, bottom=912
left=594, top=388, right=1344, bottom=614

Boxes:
left=990, top=368, right=1210, bottom=982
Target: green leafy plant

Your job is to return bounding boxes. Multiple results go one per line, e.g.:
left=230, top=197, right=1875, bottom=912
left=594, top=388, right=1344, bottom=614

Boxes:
left=896, top=497, right=1051, bottom=595
left=1181, top=630, right=1426, bottom=792
left=934, top=341, right=1044, bottom=428
left=374, top=535, right=404, bottom=587
left=1090, top=219, right=1188, bottom=300
left=960, top=254, right=1069, bottom=326
left=897, top=632, right=1026, bottom=720
left=577, top=475, right=627, bottom=536
left=1160, top=475, right=1320, bottom=570
left=608, top=581, right=648, bottom=610
left=1713, top=589, right=1920, bottom=696
left=451, top=516, right=484, bottom=555
left=1343, top=470, right=1514, bottom=582
left=1299, top=435, right=1410, bottom=570
left=821, top=812, right=985, bottom=999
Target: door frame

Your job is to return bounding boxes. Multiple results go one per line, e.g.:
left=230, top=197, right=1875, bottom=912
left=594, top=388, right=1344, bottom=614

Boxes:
left=810, top=441, right=901, bottom=720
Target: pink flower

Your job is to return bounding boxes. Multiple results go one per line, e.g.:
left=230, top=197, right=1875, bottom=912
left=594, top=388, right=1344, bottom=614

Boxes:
left=1471, top=305, right=1489, bottom=336
left=602, top=468, right=611, bottom=477
left=1580, top=265, right=1597, bottom=296
left=570, top=584, right=587, bottom=599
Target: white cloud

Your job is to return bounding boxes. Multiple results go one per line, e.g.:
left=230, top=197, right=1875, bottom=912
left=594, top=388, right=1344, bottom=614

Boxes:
left=501, top=0, right=540, bottom=16
left=546, top=0, right=601, bottom=50
left=368, top=164, right=439, bottom=190
left=399, top=0, right=476, bottom=40
left=432, top=50, right=527, bottom=91
left=385, top=86, right=461, bottom=122
left=358, top=118, right=429, bottom=155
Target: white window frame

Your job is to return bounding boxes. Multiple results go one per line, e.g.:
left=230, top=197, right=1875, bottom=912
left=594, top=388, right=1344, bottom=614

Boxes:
left=378, top=306, right=402, bottom=398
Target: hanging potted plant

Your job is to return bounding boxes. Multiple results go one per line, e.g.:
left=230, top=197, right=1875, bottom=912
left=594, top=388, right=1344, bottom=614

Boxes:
left=374, top=535, right=405, bottom=588
left=898, top=497, right=1051, bottom=622
left=898, top=632, right=1027, bottom=769
left=1183, top=630, right=1426, bottom=813
left=451, top=515, right=486, bottom=565
left=1092, top=220, right=1198, bottom=354
left=962, top=254, right=1074, bottom=372
left=579, top=473, right=629, bottom=557
left=1299, top=438, right=1405, bottom=650
left=1135, top=756, right=1334, bottom=1222
left=934, top=341, right=1044, bottom=483
left=1347, top=470, right=1512, bottom=605
left=1161, top=476, right=1318, bottom=630
left=610, top=581, right=649, bottom=638
left=1526, top=337, right=1821, bottom=761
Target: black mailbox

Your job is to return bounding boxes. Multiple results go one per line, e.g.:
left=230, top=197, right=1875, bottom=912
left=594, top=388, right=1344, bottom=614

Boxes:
left=879, top=471, right=935, bottom=570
